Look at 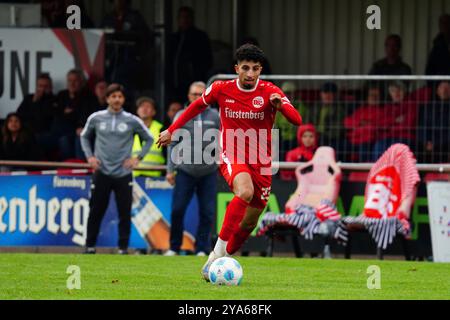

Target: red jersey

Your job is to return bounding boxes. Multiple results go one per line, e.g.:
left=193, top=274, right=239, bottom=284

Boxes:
left=343, top=104, right=383, bottom=145
left=377, top=101, right=417, bottom=141
left=169, top=78, right=302, bottom=170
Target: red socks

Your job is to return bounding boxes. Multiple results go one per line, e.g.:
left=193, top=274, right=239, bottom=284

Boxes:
left=219, top=196, right=248, bottom=241
left=226, top=226, right=252, bottom=255
left=219, top=195, right=254, bottom=255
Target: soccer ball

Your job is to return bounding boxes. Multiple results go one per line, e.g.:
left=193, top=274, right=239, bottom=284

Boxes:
left=208, top=257, right=243, bottom=286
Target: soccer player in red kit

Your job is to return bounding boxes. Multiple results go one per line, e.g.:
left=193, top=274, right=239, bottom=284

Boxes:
left=157, top=44, right=302, bottom=281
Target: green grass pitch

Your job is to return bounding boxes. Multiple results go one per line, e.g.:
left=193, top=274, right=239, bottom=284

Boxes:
left=0, top=253, right=449, bottom=300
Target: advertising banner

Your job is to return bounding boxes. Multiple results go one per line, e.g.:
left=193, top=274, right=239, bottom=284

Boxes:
left=0, top=175, right=198, bottom=249
left=0, top=28, right=104, bottom=118
left=426, top=182, right=450, bottom=262
left=0, top=173, right=433, bottom=255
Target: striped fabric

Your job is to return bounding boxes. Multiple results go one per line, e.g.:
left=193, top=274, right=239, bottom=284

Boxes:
left=363, top=143, right=420, bottom=218
left=316, top=203, right=341, bottom=221
left=337, top=144, right=419, bottom=249
left=338, top=216, right=410, bottom=249
left=257, top=199, right=343, bottom=241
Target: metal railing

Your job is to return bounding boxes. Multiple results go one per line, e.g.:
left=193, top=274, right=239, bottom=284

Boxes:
left=1, top=75, right=449, bottom=174
left=208, top=74, right=450, bottom=165
left=1, top=160, right=449, bottom=173
left=208, top=75, right=450, bottom=83
left=0, top=160, right=166, bottom=175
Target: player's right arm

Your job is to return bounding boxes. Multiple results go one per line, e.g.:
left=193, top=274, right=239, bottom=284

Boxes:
left=157, top=82, right=221, bottom=147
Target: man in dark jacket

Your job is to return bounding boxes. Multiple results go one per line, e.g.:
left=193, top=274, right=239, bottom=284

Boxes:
left=369, top=34, right=412, bottom=76
left=369, top=34, right=412, bottom=99
left=426, top=14, right=450, bottom=77
left=168, top=6, right=213, bottom=103
left=17, top=73, right=54, bottom=136
left=165, top=82, right=219, bottom=256
left=101, top=0, right=153, bottom=92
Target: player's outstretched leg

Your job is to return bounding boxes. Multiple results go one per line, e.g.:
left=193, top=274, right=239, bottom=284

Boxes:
left=226, top=206, right=264, bottom=255
left=201, top=195, right=249, bottom=281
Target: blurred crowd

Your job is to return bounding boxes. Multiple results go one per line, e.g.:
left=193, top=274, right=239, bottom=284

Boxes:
left=278, top=78, right=450, bottom=178
left=1, top=1, right=450, bottom=170
left=278, top=14, right=450, bottom=171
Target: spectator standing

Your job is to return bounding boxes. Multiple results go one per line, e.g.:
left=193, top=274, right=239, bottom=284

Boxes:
left=369, top=34, right=412, bottom=76
left=369, top=34, right=412, bottom=98
left=80, top=84, right=153, bottom=254
left=426, top=14, right=450, bottom=77
left=165, top=81, right=220, bottom=256
left=101, top=0, right=153, bottom=93
left=168, top=7, right=213, bottom=103
left=132, top=97, right=165, bottom=177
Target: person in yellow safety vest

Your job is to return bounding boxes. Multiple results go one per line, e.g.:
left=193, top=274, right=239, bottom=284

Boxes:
left=132, top=97, right=165, bottom=177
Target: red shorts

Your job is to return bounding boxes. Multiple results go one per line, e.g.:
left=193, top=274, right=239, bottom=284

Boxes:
left=219, top=156, right=272, bottom=209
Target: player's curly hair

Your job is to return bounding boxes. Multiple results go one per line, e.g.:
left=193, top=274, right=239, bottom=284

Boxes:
left=235, top=44, right=266, bottom=65
left=106, top=83, right=126, bottom=98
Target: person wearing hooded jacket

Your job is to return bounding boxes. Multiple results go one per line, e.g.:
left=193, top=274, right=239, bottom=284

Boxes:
left=280, top=124, right=318, bottom=180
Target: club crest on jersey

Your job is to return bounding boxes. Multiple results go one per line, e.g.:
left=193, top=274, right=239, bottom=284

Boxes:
left=252, top=96, right=264, bottom=109
left=117, top=122, right=128, bottom=132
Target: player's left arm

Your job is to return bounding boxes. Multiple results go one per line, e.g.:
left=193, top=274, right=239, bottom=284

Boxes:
left=270, top=91, right=302, bottom=126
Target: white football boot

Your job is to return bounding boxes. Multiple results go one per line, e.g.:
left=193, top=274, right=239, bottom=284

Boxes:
left=163, top=250, right=178, bottom=256
left=201, top=251, right=220, bottom=282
